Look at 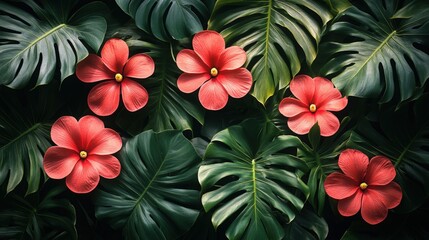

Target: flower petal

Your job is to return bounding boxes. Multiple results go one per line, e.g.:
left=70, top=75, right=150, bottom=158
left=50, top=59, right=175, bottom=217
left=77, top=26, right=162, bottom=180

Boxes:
left=337, top=191, right=363, bottom=217
left=88, top=81, right=120, bottom=116
left=177, top=49, right=209, bottom=74
left=76, top=55, right=114, bottom=83
left=324, top=172, right=359, bottom=200
left=43, top=147, right=79, bottom=179
left=321, top=97, right=348, bottom=112
left=87, top=129, right=122, bottom=155
left=123, top=53, right=155, bottom=79
left=198, top=79, right=229, bottom=110
left=315, top=110, right=341, bottom=137
left=66, top=160, right=100, bottom=194
left=361, top=191, right=389, bottom=225
left=51, top=116, right=81, bottom=151
left=279, top=97, right=309, bottom=118
left=338, top=149, right=369, bottom=182
left=121, top=78, right=149, bottom=112
left=78, top=115, right=105, bottom=150
left=313, top=77, right=348, bottom=111
left=177, top=73, right=211, bottom=93
left=218, top=46, right=246, bottom=71
left=369, top=182, right=402, bottom=209
left=87, top=155, right=121, bottom=179
left=216, top=68, right=252, bottom=98
left=287, top=112, right=316, bottom=135
left=365, top=156, right=396, bottom=185
left=193, top=30, right=225, bottom=67
left=290, top=74, right=315, bottom=105
left=101, top=38, right=129, bottom=73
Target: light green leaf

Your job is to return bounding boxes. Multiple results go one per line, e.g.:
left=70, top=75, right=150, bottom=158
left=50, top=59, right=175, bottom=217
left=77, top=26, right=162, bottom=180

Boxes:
left=318, top=0, right=429, bottom=104
left=199, top=119, right=309, bottom=240
left=0, top=0, right=107, bottom=89
left=94, top=130, right=201, bottom=240
left=209, top=0, right=333, bottom=104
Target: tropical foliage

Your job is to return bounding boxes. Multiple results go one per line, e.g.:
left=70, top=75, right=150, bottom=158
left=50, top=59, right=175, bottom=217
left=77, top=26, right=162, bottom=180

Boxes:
left=0, top=0, right=428, bottom=239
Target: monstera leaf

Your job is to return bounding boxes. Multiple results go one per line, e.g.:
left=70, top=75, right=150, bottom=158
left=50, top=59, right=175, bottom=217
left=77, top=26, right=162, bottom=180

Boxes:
left=347, top=95, right=429, bottom=213
left=94, top=130, right=201, bottom=240
left=284, top=206, right=328, bottom=240
left=115, top=0, right=210, bottom=41
left=318, top=0, right=429, bottom=103
left=115, top=36, right=204, bottom=134
left=199, top=119, right=309, bottom=240
left=0, top=84, right=59, bottom=194
left=0, top=185, right=77, bottom=239
left=209, top=0, right=333, bottom=104
left=0, top=0, right=107, bottom=89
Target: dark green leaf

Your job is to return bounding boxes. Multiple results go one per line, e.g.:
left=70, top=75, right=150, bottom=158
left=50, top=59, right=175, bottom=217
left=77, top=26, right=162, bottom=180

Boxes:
left=0, top=0, right=108, bottom=89
left=94, top=130, right=201, bottom=240
left=284, top=206, right=328, bottom=240
left=0, top=185, right=77, bottom=240
left=199, top=119, right=309, bottom=240
left=116, top=0, right=210, bottom=41
left=116, top=36, right=204, bottom=134
left=317, top=0, right=429, bottom=104
left=209, top=0, right=333, bottom=104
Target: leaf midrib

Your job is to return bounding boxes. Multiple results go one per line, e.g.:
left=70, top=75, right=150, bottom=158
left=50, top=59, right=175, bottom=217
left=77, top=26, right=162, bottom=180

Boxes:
left=1, top=24, right=66, bottom=68
left=394, top=119, right=429, bottom=167
left=349, top=30, right=396, bottom=80
left=0, top=123, right=42, bottom=151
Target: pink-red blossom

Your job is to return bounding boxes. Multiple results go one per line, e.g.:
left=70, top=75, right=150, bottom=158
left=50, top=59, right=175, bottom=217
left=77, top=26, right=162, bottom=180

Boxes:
left=279, top=75, right=347, bottom=136
left=176, top=30, right=252, bottom=110
left=43, top=115, right=122, bottom=194
left=324, top=149, right=402, bottom=225
left=76, top=38, right=155, bottom=116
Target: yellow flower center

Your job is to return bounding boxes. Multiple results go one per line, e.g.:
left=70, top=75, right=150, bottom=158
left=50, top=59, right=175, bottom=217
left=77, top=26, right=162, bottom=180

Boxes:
left=309, top=104, right=317, bottom=113
left=79, top=151, right=88, bottom=159
left=115, top=73, right=123, bottom=82
left=210, top=68, right=218, bottom=77
left=359, top=182, right=368, bottom=190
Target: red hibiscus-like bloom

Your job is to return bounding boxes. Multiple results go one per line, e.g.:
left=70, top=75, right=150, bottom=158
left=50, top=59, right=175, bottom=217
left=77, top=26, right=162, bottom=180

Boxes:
left=43, top=115, right=122, bottom=194
left=324, top=149, right=402, bottom=225
left=76, top=38, right=155, bottom=116
left=176, top=30, right=253, bottom=110
left=278, top=75, right=348, bottom=136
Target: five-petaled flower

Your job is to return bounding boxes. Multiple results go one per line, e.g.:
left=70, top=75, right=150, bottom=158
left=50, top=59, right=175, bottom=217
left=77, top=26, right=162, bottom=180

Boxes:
left=43, top=115, right=122, bottom=194
left=76, top=38, right=155, bottom=116
left=324, top=149, right=402, bottom=225
left=278, top=74, right=348, bottom=137
left=176, top=30, right=253, bottom=110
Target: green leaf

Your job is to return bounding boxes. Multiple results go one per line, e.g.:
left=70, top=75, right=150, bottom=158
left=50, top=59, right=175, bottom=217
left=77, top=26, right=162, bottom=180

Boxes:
left=317, top=0, right=429, bottom=104
left=0, top=0, right=107, bottom=89
left=284, top=206, right=328, bottom=240
left=0, top=84, right=59, bottom=194
left=209, top=0, right=333, bottom=104
left=0, top=185, right=77, bottom=240
left=199, top=119, right=309, bottom=240
left=94, top=130, right=201, bottom=240
left=347, top=95, right=429, bottom=212
left=115, top=37, right=204, bottom=134
left=116, top=0, right=210, bottom=41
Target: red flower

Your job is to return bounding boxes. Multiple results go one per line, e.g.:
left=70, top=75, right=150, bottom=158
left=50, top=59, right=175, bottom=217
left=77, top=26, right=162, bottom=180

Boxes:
left=76, top=38, right=155, bottom=116
left=278, top=75, right=347, bottom=136
left=43, top=115, right=122, bottom=194
left=324, top=149, right=402, bottom=225
left=176, top=30, right=252, bottom=110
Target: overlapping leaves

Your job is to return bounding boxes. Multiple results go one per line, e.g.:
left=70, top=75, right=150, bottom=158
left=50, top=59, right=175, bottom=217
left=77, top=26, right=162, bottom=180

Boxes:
left=0, top=0, right=107, bottom=89
left=199, top=119, right=309, bottom=240
left=115, top=0, right=211, bottom=41
left=0, top=185, right=76, bottom=239
left=209, top=0, right=333, bottom=104
left=317, top=0, right=429, bottom=103
left=94, top=130, right=201, bottom=240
